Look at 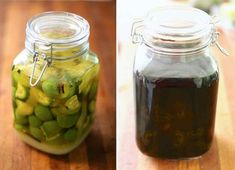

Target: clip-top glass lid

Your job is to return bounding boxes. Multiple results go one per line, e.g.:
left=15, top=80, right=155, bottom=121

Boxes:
left=27, top=11, right=89, bottom=44
left=142, top=6, right=213, bottom=53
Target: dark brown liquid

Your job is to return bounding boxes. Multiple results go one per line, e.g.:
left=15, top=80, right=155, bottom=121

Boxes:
left=134, top=71, right=219, bottom=159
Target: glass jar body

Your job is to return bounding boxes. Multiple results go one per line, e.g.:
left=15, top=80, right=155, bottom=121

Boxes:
left=12, top=49, right=99, bottom=155
left=133, top=44, right=219, bottom=159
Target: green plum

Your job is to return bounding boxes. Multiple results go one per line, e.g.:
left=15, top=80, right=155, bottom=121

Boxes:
left=57, top=114, right=78, bottom=128
left=63, top=128, right=77, bottom=141
left=29, top=115, right=43, bottom=127
left=30, top=126, right=45, bottom=141
left=41, top=120, right=62, bottom=139
left=35, top=105, right=53, bottom=121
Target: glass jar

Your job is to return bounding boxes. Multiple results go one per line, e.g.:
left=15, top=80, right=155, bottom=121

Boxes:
left=132, top=6, right=227, bottom=159
left=11, top=12, right=99, bottom=155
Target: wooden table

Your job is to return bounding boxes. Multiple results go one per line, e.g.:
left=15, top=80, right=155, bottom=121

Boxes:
left=118, top=28, right=235, bottom=170
left=0, top=1, right=115, bottom=170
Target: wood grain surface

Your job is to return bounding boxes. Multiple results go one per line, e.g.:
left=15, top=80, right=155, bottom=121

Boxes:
left=0, top=1, right=116, bottom=170
left=117, top=28, right=235, bottom=170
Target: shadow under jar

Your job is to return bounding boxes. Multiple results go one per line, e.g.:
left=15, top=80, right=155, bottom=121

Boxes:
left=132, top=6, right=226, bottom=159
left=11, top=12, right=99, bottom=155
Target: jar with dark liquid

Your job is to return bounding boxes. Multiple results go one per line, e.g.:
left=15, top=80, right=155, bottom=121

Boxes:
left=132, top=6, right=228, bottom=159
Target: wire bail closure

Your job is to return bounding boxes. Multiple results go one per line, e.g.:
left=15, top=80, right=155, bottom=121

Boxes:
left=131, top=19, right=144, bottom=44
left=131, top=17, right=229, bottom=56
left=29, top=41, right=53, bottom=87
left=211, top=31, right=229, bottom=56
left=210, top=17, right=229, bottom=56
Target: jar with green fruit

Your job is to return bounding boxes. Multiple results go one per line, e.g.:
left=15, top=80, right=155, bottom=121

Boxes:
left=11, top=11, right=99, bottom=155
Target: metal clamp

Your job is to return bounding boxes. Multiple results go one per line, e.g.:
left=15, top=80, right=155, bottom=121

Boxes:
left=131, top=19, right=144, bottom=44
left=29, top=41, right=53, bottom=87
left=211, top=31, right=229, bottom=56
left=210, top=17, right=229, bottom=56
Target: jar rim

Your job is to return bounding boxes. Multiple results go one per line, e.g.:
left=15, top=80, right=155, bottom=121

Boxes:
left=137, top=6, right=215, bottom=54
left=25, top=11, right=90, bottom=59
left=27, top=11, right=89, bottom=44
left=144, top=6, right=212, bottom=39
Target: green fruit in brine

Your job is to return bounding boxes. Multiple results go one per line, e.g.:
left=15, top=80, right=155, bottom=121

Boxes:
left=30, top=88, right=51, bottom=106
left=41, top=120, right=62, bottom=139
left=12, top=67, right=30, bottom=87
left=29, top=115, right=43, bottom=127
left=15, top=113, right=28, bottom=125
left=15, top=100, right=33, bottom=116
left=82, top=114, right=92, bottom=130
left=51, top=106, right=78, bottom=116
left=58, top=75, right=76, bottom=99
left=65, top=95, right=81, bottom=112
left=41, top=67, right=59, bottom=81
left=30, top=127, right=45, bottom=141
left=21, top=63, right=57, bottom=88
left=26, top=93, right=38, bottom=107
left=20, top=63, right=41, bottom=81
left=15, top=83, right=28, bottom=100
left=64, top=61, right=94, bottom=82
left=14, top=124, right=28, bottom=133
left=76, top=100, right=88, bottom=129
left=79, top=64, right=99, bottom=95
left=63, top=128, right=77, bottom=141
left=57, top=114, right=78, bottom=128
left=50, top=100, right=63, bottom=107
left=35, top=105, right=53, bottom=121
left=88, top=82, right=98, bottom=100
left=88, top=100, right=96, bottom=113
left=51, top=106, right=68, bottom=116
left=42, top=78, right=59, bottom=97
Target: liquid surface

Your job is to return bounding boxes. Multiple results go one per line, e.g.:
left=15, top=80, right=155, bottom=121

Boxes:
left=134, top=71, right=219, bottom=159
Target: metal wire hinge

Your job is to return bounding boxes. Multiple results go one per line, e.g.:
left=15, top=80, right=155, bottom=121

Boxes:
left=210, top=16, right=229, bottom=56
left=29, top=42, right=53, bottom=87
left=131, top=19, right=144, bottom=44
left=211, top=31, right=229, bottom=56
